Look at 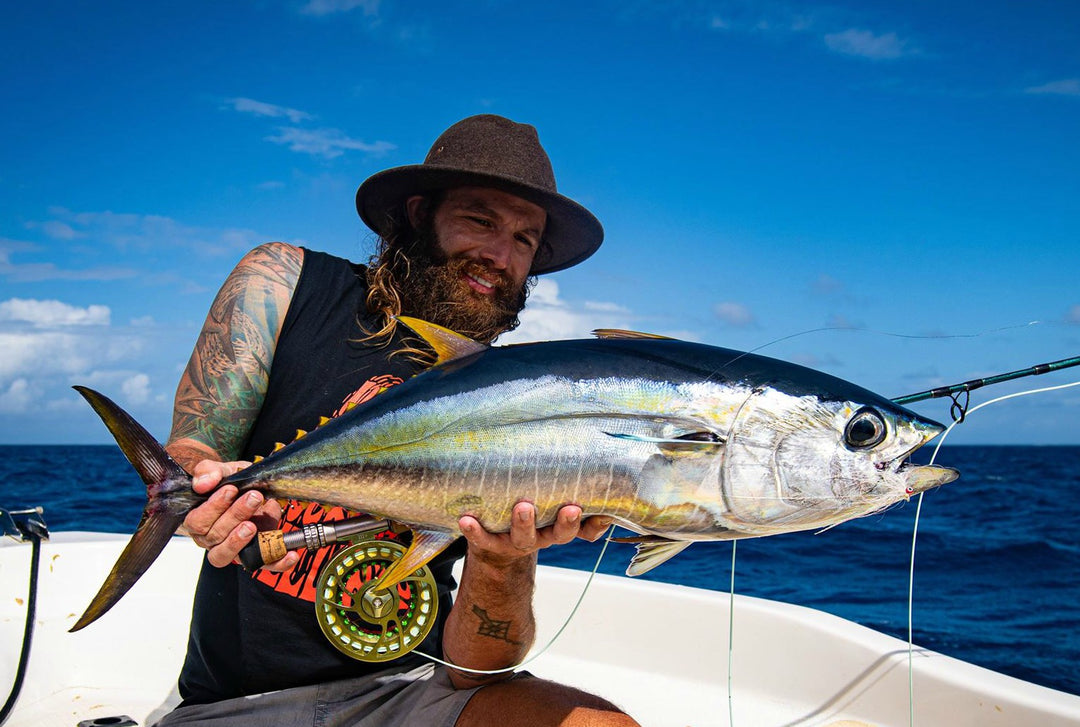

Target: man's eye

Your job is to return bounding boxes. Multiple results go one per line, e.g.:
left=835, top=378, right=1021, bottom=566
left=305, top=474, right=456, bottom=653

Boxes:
left=516, top=234, right=538, bottom=250
left=468, top=216, right=493, bottom=228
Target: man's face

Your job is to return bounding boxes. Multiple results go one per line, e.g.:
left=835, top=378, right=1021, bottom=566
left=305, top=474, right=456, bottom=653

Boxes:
left=400, top=187, right=546, bottom=342
left=410, top=186, right=546, bottom=292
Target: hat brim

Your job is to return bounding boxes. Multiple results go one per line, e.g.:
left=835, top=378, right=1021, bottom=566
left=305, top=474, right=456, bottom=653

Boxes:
left=356, top=166, right=603, bottom=275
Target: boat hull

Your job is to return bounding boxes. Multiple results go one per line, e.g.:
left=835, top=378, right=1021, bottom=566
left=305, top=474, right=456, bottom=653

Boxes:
left=2, top=533, right=1078, bottom=727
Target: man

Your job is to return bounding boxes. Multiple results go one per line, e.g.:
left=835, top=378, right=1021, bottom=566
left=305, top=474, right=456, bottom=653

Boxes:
left=158, top=115, right=640, bottom=726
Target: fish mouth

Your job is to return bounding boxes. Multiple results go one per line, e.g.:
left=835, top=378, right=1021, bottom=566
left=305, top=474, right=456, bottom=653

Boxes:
left=897, top=461, right=960, bottom=494
left=890, top=415, right=958, bottom=494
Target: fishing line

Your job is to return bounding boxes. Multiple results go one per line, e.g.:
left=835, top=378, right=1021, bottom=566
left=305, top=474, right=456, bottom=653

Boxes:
left=718, top=321, right=1041, bottom=370
left=416, top=525, right=616, bottom=676
left=904, top=378, right=1080, bottom=727
left=728, top=540, right=737, bottom=727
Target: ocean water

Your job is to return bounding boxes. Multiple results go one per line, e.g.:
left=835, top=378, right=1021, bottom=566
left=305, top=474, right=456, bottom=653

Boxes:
left=2, top=444, right=1078, bottom=696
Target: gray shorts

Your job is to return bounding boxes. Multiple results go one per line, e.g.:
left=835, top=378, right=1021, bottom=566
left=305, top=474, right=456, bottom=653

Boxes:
left=154, top=663, right=486, bottom=727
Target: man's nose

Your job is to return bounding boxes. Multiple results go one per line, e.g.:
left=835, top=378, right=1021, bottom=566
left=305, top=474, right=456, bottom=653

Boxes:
left=477, top=234, right=513, bottom=269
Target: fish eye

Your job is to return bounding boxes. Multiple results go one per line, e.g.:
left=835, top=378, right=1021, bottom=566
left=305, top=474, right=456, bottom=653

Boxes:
left=844, top=408, right=887, bottom=449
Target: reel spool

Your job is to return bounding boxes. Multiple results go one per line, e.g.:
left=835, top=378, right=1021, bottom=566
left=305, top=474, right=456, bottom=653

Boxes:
left=315, top=538, right=438, bottom=663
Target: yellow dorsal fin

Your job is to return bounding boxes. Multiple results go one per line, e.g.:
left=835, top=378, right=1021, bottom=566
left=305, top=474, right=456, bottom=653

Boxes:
left=396, top=316, right=488, bottom=364
left=592, top=328, right=675, bottom=341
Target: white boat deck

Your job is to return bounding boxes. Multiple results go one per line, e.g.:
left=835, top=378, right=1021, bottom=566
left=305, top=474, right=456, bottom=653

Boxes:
left=2, top=533, right=1079, bottom=727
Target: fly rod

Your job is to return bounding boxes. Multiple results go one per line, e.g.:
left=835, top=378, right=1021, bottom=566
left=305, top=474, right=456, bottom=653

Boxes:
left=892, top=355, right=1080, bottom=406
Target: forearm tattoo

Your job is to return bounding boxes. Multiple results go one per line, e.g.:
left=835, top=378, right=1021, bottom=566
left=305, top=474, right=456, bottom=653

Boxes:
left=472, top=605, right=522, bottom=645
left=169, top=244, right=302, bottom=460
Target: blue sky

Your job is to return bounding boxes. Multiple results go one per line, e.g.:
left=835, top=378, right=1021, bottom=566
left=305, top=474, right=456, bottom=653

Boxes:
left=2, top=0, right=1078, bottom=445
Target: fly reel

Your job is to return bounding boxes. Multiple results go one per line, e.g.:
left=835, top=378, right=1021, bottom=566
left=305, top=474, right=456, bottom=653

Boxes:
left=315, top=538, right=438, bottom=663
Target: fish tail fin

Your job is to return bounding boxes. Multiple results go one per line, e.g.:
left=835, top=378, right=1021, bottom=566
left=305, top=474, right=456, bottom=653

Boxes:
left=70, top=386, right=198, bottom=632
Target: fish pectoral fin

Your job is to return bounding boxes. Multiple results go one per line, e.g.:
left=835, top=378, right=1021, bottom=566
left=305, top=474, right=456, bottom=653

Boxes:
left=374, top=529, right=458, bottom=591
left=603, top=431, right=725, bottom=452
left=396, top=316, right=488, bottom=364
left=625, top=539, right=692, bottom=577
left=592, top=328, right=674, bottom=340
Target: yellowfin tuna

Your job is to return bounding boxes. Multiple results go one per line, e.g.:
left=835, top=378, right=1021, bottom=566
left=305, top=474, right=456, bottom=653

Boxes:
left=70, top=318, right=957, bottom=631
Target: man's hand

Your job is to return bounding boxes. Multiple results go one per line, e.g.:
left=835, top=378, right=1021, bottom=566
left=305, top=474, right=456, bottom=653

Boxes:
left=181, top=459, right=298, bottom=571
left=458, top=502, right=613, bottom=565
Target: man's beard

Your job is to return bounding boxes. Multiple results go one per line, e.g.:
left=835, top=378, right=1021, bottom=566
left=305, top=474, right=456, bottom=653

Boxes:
left=396, top=234, right=531, bottom=344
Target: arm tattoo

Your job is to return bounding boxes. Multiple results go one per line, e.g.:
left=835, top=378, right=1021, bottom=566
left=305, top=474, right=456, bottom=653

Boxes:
left=169, top=243, right=302, bottom=460
left=471, top=605, right=522, bottom=645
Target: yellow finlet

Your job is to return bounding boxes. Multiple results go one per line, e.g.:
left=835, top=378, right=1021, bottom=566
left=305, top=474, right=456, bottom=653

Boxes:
left=295, top=428, right=308, bottom=439
left=593, top=329, right=675, bottom=340
left=318, top=416, right=331, bottom=426
left=396, top=316, right=488, bottom=365
left=253, top=455, right=264, bottom=463
left=272, top=442, right=286, bottom=453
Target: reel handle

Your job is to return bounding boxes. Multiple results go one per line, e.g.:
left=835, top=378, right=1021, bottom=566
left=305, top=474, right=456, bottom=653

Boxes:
left=237, top=515, right=391, bottom=570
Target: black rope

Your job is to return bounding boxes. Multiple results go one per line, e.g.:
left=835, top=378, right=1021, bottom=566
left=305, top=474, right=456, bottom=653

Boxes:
left=0, top=531, right=41, bottom=725
left=948, top=390, right=971, bottom=423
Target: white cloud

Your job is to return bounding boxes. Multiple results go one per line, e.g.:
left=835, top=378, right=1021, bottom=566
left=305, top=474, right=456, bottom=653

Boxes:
left=42, top=220, right=81, bottom=240
left=0, top=328, right=148, bottom=414
left=37, top=208, right=262, bottom=257
left=824, top=29, right=911, bottom=60
left=0, top=237, right=138, bottom=283
left=1025, top=79, right=1080, bottom=97
left=0, top=299, right=148, bottom=414
left=225, top=97, right=314, bottom=123
left=812, top=274, right=843, bottom=295
left=300, top=0, right=379, bottom=16
left=265, top=127, right=396, bottom=159
left=0, top=331, right=100, bottom=381
left=825, top=314, right=861, bottom=330
left=0, top=298, right=110, bottom=327
left=0, top=378, right=33, bottom=413
left=498, top=279, right=633, bottom=344
left=713, top=301, right=756, bottom=328
left=122, top=373, right=152, bottom=404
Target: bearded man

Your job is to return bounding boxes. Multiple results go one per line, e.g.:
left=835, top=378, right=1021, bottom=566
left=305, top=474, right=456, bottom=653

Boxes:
left=157, top=115, right=639, bottom=726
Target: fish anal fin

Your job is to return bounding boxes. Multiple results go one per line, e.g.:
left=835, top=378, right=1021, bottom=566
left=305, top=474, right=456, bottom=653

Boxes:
left=625, top=539, right=692, bottom=577
left=592, top=329, right=674, bottom=340
left=374, top=529, right=458, bottom=591
left=609, top=534, right=671, bottom=544
left=396, top=316, right=488, bottom=365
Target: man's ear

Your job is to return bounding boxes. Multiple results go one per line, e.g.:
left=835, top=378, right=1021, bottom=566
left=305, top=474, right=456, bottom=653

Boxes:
left=405, top=195, right=427, bottom=229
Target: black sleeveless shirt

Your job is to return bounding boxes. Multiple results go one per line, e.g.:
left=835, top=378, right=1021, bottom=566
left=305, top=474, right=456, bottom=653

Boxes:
left=177, top=249, right=465, bottom=705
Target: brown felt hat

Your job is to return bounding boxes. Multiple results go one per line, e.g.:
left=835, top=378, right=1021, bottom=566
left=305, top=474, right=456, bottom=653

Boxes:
left=356, top=115, right=603, bottom=275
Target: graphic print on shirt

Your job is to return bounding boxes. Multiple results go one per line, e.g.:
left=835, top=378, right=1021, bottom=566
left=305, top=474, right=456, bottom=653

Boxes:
left=253, top=373, right=405, bottom=600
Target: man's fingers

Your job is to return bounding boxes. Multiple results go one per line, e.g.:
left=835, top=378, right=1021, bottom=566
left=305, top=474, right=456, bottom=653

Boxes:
left=257, top=550, right=300, bottom=573
left=190, top=459, right=252, bottom=494
left=206, top=521, right=257, bottom=568
left=182, top=485, right=238, bottom=538
left=509, top=502, right=539, bottom=551
left=549, top=505, right=583, bottom=545
left=578, top=515, right=614, bottom=542
left=187, top=490, right=266, bottom=549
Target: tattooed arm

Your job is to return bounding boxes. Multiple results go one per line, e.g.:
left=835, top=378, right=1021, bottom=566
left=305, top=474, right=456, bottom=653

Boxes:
left=442, top=504, right=611, bottom=689
left=165, top=242, right=303, bottom=569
